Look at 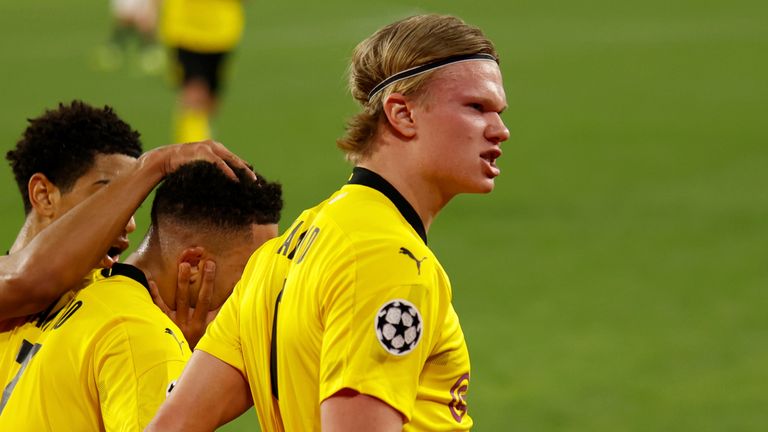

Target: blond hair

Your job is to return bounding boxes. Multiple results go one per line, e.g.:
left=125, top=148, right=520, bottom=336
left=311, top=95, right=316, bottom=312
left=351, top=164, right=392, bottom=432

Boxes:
left=337, top=14, right=498, bottom=163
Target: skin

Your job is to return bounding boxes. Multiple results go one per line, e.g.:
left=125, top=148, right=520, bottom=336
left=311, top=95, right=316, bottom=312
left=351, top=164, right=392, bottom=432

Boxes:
left=146, top=350, right=253, bottom=432
left=139, top=223, right=278, bottom=347
left=145, top=225, right=279, bottom=430
left=325, top=60, right=509, bottom=430
left=0, top=139, right=253, bottom=322
left=21, top=154, right=138, bottom=265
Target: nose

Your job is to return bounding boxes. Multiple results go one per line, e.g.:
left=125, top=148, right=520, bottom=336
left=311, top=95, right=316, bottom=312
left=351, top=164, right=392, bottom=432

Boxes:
left=124, top=216, right=137, bottom=235
left=487, top=113, right=510, bottom=144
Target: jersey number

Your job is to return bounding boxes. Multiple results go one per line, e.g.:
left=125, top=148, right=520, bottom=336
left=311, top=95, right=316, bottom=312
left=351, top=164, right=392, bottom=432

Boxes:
left=0, top=339, right=42, bottom=413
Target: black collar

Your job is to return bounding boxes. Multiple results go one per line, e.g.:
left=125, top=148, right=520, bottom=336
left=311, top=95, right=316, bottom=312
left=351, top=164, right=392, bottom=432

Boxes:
left=100, top=263, right=150, bottom=292
left=348, top=167, right=427, bottom=245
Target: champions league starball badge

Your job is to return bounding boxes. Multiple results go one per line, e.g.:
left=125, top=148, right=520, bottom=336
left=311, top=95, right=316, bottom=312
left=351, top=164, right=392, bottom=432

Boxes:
left=375, top=299, right=423, bottom=355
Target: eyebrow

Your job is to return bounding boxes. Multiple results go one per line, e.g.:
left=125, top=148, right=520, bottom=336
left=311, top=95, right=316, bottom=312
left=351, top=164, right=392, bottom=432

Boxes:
left=474, top=96, right=507, bottom=114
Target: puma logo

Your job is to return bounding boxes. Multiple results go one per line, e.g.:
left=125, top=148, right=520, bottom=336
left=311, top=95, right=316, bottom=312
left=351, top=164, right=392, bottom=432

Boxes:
left=164, top=328, right=186, bottom=354
left=399, top=247, right=427, bottom=275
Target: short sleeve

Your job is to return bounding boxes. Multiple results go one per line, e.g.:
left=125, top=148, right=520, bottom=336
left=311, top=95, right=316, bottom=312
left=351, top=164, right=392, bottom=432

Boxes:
left=318, top=244, right=447, bottom=422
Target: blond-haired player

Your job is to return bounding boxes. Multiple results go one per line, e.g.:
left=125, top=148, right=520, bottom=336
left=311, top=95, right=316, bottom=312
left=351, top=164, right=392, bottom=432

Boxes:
left=149, top=13, right=509, bottom=431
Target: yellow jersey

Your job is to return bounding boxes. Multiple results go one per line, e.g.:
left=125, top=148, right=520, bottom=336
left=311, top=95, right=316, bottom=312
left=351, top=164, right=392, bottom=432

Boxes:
left=160, top=0, right=244, bottom=52
left=0, top=264, right=191, bottom=431
left=0, top=290, right=76, bottom=413
left=201, top=167, right=473, bottom=431
left=197, top=202, right=327, bottom=432
left=276, top=167, right=473, bottom=431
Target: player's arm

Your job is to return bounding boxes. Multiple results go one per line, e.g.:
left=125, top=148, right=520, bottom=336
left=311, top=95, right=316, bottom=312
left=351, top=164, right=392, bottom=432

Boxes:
left=0, top=140, right=252, bottom=321
left=321, top=390, right=403, bottom=432
left=314, top=245, right=437, bottom=430
left=146, top=350, right=253, bottom=432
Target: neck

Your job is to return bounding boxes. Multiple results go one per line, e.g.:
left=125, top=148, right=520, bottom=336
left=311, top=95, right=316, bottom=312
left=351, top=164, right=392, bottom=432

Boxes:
left=9, top=215, right=47, bottom=254
left=125, top=239, right=174, bottom=306
left=358, top=148, right=452, bottom=233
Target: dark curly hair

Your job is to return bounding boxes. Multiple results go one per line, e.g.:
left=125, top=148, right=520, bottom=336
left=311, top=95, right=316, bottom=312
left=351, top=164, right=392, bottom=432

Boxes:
left=151, top=161, right=283, bottom=232
left=6, top=100, right=143, bottom=214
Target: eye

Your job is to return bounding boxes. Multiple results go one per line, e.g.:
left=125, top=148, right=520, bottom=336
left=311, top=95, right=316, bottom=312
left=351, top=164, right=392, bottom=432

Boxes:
left=468, top=103, right=484, bottom=112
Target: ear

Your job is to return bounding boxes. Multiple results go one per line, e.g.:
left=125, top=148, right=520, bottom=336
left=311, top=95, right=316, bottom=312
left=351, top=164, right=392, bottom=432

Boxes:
left=28, top=173, right=60, bottom=218
left=382, top=92, right=417, bottom=138
left=178, top=246, right=206, bottom=270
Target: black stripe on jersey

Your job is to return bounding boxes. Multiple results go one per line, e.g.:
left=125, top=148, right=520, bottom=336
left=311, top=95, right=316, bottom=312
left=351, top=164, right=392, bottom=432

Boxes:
left=270, top=286, right=285, bottom=400
left=348, top=167, right=428, bottom=245
left=101, top=263, right=151, bottom=293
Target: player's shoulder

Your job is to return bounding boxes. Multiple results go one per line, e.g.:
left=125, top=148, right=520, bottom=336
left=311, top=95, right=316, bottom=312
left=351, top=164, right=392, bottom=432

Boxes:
left=74, top=265, right=173, bottom=333
left=317, top=185, right=410, bottom=238
left=79, top=267, right=151, bottom=311
left=82, top=269, right=191, bottom=360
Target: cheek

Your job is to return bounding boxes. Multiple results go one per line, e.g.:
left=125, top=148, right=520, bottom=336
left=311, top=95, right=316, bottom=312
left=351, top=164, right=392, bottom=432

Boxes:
left=216, top=271, right=241, bottom=299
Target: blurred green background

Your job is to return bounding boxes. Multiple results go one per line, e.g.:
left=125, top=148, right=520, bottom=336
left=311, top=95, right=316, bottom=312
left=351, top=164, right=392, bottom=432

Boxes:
left=1, top=0, right=767, bottom=430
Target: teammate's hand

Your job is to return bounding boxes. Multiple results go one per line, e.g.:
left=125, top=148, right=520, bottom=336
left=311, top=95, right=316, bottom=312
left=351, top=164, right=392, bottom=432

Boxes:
left=149, top=260, right=221, bottom=349
left=141, top=139, right=256, bottom=182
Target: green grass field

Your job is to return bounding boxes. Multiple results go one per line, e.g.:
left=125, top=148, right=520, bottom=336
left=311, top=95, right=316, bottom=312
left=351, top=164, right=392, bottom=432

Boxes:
left=1, top=1, right=767, bottom=430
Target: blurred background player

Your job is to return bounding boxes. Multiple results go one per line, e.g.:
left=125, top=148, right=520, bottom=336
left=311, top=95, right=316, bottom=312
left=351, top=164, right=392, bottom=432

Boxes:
left=0, top=161, right=282, bottom=429
left=159, top=0, right=245, bottom=143
left=95, top=0, right=165, bottom=74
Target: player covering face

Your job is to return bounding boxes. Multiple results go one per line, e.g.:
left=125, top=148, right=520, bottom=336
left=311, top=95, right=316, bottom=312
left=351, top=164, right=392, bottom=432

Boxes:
left=0, top=161, right=282, bottom=430
left=148, top=13, right=508, bottom=432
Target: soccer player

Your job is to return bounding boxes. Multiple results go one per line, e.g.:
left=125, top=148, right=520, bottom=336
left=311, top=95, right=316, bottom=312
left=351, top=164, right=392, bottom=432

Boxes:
left=148, top=13, right=509, bottom=432
left=95, top=0, right=164, bottom=74
left=0, top=100, right=252, bottom=323
left=0, top=101, right=252, bottom=402
left=0, top=161, right=282, bottom=430
left=159, top=0, right=244, bottom=142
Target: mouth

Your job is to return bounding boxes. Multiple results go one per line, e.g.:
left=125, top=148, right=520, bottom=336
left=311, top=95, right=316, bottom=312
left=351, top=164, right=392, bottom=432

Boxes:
left=101, top=239, right=129, bottom=268
left=480, top=148, right=502, bottom=176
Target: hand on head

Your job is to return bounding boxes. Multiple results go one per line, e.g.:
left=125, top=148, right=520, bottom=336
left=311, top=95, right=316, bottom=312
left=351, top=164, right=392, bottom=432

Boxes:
left=141, top=139, right=256, bottom=182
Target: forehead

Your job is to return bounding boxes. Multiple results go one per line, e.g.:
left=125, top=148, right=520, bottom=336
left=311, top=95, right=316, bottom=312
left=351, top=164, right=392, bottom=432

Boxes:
left=424, top=61, right=506, bottom=104
left=79, top=153, right=137, bottom=180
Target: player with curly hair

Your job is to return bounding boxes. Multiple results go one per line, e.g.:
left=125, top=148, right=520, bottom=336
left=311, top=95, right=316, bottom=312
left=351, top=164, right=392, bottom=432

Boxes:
left=0, top=161, right=282, bottom=430
left=0, top=100, right=251, bottom=322
left=0, top=101, right=253, bottom=417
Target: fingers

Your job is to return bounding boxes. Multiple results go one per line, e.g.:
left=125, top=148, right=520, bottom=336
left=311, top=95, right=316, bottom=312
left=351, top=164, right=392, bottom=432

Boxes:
left=207, top=140, right=256, bottom=181
left=192, top=260, right=216, bottom=325
left=167, top=140, right=254, bottom=181
left=149, top=279, right=172, bottom=316
left=176, top=262, right=192, bottom=329
left=213, top=158, right=239, bottom=182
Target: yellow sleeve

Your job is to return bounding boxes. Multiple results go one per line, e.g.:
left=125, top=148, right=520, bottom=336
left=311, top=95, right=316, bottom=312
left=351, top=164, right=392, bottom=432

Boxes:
left=196, top=277, right=245, bottom=373
left=96, top=318, right=190, bottom=431
left=318, top=253, right=445, bottom=422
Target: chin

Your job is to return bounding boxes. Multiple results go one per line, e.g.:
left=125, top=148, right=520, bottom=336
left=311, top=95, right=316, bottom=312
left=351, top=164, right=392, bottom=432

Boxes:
left=469, top=178, right=496, bottom=194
